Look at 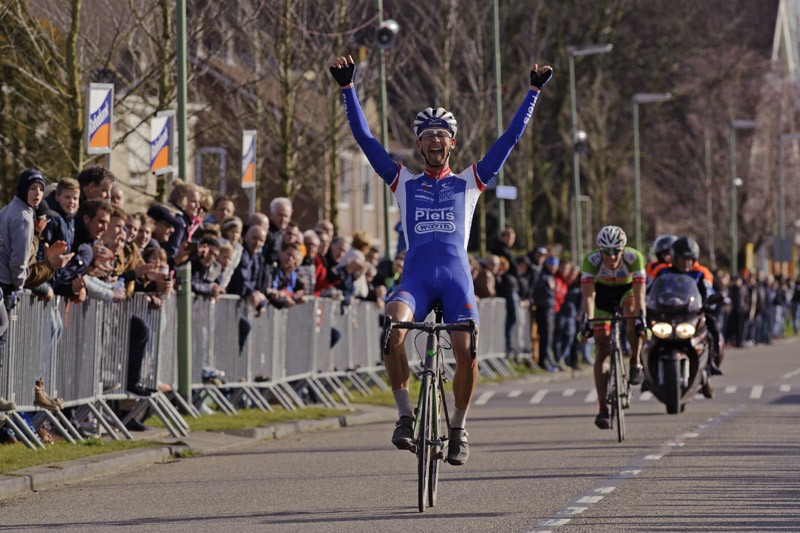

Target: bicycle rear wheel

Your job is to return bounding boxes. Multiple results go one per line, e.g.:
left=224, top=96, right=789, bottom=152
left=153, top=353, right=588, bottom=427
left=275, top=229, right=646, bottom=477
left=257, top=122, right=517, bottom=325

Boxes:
left=417, top=372, right=432, bottom=512
left=428, top=374, right=445, bottom=507
left=612, top=349, right=626, bottom=442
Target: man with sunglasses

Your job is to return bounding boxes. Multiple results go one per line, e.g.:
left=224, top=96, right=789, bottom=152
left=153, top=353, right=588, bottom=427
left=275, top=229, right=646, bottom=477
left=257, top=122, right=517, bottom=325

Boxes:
left=579, top=225, right=647, bottom=430
left=330, top=54, right=552, bottom=465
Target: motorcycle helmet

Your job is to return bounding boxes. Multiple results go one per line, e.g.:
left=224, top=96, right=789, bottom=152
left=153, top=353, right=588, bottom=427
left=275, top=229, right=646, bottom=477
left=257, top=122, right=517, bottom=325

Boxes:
left=413, top=107, right=458, bottom=138
left=653, top=234, right=677, bottom=258
left=596, top=225, right=627, bottom=249
left=671, top=236, right=700, bottom=260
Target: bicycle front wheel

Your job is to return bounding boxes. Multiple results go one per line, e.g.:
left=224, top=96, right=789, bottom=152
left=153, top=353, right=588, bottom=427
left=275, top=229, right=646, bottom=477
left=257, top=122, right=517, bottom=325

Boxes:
left=417, top=372, right=432, bottom=512
left=428, top=374, right=445, bottom=507
left=612, top=350, right=626, bottom=443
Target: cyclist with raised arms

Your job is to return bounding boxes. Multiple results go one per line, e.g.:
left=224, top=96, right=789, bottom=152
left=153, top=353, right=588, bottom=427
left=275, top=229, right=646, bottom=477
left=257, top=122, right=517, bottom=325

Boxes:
left=329, top=55, right=552, bottom=465
left=580, top=226, right=647, bottom=430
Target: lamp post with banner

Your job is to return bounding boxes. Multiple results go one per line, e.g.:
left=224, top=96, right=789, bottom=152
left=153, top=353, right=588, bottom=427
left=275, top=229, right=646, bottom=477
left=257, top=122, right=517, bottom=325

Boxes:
left=242, top=130, right=257, bottom=216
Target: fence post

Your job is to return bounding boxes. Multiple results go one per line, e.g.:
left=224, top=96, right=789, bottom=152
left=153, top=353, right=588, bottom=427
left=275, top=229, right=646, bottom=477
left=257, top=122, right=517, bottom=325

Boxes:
left=177, top=263, right=192, bottom=402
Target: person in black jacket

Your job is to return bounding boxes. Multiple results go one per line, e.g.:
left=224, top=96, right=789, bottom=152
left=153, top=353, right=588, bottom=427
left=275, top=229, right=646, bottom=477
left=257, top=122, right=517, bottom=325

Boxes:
left=532, top=255, right=559, bottom=371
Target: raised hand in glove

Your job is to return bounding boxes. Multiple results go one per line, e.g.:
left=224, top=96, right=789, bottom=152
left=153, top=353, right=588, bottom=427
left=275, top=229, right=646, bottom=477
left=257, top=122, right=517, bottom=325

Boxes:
left=329, top=55, right=356, bottom=87
left=530, top=63, right=553, bottom=90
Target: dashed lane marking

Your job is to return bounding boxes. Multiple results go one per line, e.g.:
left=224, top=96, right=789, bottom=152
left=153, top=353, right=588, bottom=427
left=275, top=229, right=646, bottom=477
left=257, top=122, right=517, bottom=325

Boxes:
left=749, top=385, right=763, bottom=400
left=508, top=390, right=522, bottom=398
left=724, top=386, right=737, bottom=394
left=528, top=404, right=746, bottom=532
left=584, top=390, right=598, bottom=403
left=530, top=390, right=549, bottom=404
left=563, top=388, right=576, bottom=397
left=639, top=391, right=653, bottom=401
left=474, top=391, right=494, bottom=406
left=779, top=384, right=791, bottom=392
left=781, top=368, right=800, bottom=379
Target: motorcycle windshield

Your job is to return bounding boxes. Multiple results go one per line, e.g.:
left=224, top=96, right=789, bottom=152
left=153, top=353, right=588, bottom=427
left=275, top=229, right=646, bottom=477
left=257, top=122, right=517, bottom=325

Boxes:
left=647, top=273, right=703, bottom=313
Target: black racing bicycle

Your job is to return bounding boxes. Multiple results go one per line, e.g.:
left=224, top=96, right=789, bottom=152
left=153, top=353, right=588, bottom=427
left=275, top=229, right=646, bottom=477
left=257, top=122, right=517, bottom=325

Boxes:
left=382, top=304, right=477, bottom=512
left=590, top=309, right=635, bottom=443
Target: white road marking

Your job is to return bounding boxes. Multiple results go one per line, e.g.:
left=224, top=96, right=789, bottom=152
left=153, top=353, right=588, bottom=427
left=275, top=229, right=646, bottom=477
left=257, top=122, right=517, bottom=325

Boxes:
left=508, top=390, right=522, bottom=398
left=644, top=454, right=663, bottom=460
left=749, top=385, right=763, bottom=400
left=639, top=391, right=653, bottom=401
left=781, top=368, right=800, bottom=379
left=530, top=390, right=549, bottom=404
left=724, top=386, right=737, bottom=394
left=578, top=495, right=603, bottom=504
left=595, top=486, right=616, bottom=494
left=683, top=432, right=699, bottom=438
left=565, top=507, right=588, bottom=515
left=584, top=390, right=598, bottom=403
left=619, top=469, right=642, bottom=476
left=779, top=384, right=791, bottom=392
left=474, top=391, right=494, bottom=405
left=563, top=388, right=576, bottom=397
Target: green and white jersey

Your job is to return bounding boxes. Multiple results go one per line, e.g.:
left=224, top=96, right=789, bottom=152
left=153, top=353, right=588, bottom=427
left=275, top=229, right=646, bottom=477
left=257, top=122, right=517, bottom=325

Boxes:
left=580, top=247, right=646, bottom=287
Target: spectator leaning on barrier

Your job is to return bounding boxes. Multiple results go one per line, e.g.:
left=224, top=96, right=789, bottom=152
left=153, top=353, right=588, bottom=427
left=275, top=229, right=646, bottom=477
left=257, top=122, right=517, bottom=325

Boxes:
left=0, top=169, right=47, bottom=407
left=298, top=229, right=320, bottom=294
left=533, top=255, right=559, bottom=371
left=162, top=180, right=199, bottom=260
left=227, top=225, right=268, bottom=316
left=26, top=204, right=73, bottom=301
left=263, top=197, right=292, bottom=266
left=43, top=178, right=80, bottom=251
left=77, top=165, right=114, bottom=203
left=263, top=241, right=307, bottom=309
left=190, top=236, right=224, bottom=301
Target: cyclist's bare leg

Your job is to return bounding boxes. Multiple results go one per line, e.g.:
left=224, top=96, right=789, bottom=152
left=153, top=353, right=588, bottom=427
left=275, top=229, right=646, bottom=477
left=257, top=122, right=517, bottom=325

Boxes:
left=623, top=297, right=642, bottom=367
left=593, top=328, right=611, bottom=412
left=384, top=301, right=413, bottom=392
left=450, top=328, right=479, bottom=410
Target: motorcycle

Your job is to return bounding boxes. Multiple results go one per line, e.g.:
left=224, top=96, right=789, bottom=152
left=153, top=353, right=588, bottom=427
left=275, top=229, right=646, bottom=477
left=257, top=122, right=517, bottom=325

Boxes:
left=642, top=273, right=721, bottom=414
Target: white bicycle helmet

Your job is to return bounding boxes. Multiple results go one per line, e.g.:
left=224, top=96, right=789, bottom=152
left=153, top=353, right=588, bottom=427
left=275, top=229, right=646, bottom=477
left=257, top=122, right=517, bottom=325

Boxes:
left=596, top=225, right=627, bottom=249
left=413, top=107, right=458, bottom=138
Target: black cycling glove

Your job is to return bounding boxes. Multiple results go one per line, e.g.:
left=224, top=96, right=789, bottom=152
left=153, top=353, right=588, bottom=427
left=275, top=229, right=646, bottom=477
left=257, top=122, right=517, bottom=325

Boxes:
left=329, top=61, right=356, bottom=87
left=580, top=314, right=593, bottom=340
left=634, top=312, right=647, bottom=337
left=530, top=65, right=553, bottom=90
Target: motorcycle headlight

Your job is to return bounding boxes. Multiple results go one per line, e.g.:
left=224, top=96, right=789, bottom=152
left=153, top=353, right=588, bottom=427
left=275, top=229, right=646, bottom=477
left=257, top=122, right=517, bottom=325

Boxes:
left=651, top=322, right=673, bottom=339
left=674, top=322, right=696, bottom=339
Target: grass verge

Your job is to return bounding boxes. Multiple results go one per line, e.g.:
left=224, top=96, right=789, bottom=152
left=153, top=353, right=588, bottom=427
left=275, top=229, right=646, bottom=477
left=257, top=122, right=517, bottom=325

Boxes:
left=0, top=439, right=159, bottom=475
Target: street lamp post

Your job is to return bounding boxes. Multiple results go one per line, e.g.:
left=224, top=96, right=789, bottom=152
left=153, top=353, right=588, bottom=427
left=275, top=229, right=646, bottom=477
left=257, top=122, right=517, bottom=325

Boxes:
left=777, top=133, right=800, bottom=274
left=568, top=43, right=612, bottom=261
left=729, top=119, right=758, bottom=276
left=632, top=92, right=671, bottom=252
left=375, top=0, right=399, bottom=259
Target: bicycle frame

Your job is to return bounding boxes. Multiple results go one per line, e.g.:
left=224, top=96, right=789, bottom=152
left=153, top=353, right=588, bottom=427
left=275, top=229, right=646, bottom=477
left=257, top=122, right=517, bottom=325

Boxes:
left=590, top=310, right=634, bottom=443
left=381, top=305, right=476, bottom=512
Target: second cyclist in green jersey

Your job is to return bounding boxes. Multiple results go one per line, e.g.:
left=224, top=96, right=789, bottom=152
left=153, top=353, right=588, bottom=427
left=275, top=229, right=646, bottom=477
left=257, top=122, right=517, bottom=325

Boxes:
left=580, top=225, right=647, bottom=430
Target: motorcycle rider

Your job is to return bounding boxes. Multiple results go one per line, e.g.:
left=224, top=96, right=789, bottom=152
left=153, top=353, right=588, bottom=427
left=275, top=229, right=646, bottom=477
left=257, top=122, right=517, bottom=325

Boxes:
left=645, top=234, right=677, bottom=286
left=654, top=236, right=723, bottom=398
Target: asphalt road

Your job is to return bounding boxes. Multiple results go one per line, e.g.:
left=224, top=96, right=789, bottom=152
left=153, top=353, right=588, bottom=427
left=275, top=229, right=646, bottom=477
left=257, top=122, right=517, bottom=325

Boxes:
left=1, top=338, right=799, bottom=532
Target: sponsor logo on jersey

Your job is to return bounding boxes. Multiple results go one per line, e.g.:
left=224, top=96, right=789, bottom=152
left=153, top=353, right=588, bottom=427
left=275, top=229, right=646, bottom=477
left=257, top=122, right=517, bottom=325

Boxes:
left=414, top=206, right=456, bottom=233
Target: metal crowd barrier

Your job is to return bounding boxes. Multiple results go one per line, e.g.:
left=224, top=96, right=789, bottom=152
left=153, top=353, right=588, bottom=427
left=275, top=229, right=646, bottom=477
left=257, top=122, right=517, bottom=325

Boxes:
left=0, top=289, right=524, bottom=448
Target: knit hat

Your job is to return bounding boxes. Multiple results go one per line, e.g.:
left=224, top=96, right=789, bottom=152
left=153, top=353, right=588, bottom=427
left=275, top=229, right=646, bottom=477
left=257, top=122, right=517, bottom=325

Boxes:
left=16, top=168, right=46, bottom=202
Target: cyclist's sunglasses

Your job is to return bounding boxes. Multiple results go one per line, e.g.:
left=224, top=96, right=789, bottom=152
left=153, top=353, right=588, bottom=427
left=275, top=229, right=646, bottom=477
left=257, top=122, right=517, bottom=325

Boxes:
left=601, top=248, right=624, bottom=256
left=419, top=129, right=452, bottom=140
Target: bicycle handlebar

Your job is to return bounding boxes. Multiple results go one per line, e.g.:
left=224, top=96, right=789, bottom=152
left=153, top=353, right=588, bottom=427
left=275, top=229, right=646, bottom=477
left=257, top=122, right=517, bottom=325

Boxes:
left=381, top=318, right=478, bottom=359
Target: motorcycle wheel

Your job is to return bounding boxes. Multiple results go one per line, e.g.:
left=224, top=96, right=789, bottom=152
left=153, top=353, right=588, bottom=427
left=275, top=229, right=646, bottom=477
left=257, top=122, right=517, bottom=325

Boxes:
left=663, top=358, right=682, bottom=414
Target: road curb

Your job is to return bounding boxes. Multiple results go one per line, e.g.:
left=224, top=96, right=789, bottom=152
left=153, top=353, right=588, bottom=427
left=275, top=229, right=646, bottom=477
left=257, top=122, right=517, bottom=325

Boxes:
left=0, top=405, right=395, bottom=501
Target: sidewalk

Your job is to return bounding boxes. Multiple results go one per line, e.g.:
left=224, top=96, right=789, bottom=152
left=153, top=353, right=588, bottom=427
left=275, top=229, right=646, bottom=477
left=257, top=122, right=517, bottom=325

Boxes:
left=0, top=404, right=397, bottom=501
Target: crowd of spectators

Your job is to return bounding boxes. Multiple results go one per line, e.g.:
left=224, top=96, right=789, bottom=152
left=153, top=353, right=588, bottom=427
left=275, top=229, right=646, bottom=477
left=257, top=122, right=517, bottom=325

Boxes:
left=1, top=164, right=800, bottom=439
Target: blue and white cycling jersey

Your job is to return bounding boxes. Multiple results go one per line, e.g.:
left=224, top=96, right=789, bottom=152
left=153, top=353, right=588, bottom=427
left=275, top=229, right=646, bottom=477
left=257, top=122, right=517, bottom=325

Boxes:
left=340, top=86, right=540, bottom=324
